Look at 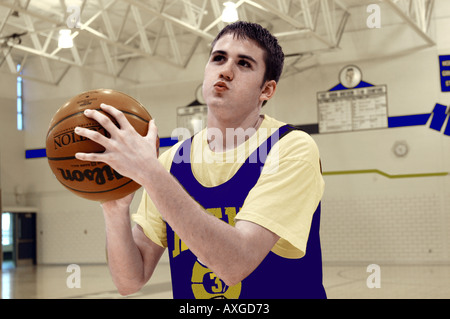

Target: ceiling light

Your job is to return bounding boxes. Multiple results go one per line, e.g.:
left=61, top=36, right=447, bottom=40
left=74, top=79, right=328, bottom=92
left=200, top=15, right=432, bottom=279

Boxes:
left=58, top=29, right=73, bottom=49
left=222, top=1, right=239, bottom=23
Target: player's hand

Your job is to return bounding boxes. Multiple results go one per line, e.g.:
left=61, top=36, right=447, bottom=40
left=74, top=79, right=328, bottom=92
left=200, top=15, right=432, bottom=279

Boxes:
left=74, top=103, right=159, bottom=186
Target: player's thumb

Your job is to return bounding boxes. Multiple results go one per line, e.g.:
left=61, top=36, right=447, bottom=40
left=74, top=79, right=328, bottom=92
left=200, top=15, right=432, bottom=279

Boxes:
left=147, top=119, right=160, bottom=157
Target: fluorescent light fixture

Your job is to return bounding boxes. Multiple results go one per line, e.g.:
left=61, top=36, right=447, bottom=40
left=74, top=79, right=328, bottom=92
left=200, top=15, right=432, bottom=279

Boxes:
left=58, top=29, right=73, bottom=48
left=222, top=1, right=239, bottom=23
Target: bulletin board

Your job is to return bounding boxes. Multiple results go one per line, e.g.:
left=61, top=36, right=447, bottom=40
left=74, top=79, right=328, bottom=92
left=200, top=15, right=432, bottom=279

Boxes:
left=317, top=85, right=388, bottom=133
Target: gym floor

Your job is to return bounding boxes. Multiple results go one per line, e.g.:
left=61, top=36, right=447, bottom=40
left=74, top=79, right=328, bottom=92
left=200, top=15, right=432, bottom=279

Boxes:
left=2, top=259, right=449, bottom=299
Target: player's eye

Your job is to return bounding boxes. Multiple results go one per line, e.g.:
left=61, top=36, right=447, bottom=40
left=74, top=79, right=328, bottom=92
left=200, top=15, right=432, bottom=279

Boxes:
left=238, top=60, right=251, bottom=68
left=212, top=55, right=225, bottom=62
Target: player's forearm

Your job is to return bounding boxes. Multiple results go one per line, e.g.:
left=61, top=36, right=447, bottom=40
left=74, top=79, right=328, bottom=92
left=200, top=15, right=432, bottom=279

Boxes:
left=142, top=161, right=267, bottom=286
left=102, top=206, right=147, bottom=295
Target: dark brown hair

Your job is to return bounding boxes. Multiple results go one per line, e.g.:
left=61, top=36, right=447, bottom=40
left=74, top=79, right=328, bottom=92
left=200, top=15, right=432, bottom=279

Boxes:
left=211, top=21, right=285, bottom=84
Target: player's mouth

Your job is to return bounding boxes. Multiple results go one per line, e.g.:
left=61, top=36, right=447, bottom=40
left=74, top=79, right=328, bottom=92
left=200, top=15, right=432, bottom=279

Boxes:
left=214, top=81, right=229, bottom=92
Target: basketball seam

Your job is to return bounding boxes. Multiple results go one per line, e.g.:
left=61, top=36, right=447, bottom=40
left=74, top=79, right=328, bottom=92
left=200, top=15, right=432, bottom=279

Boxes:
left=59, top=178, right=137, bottom=194
left=47, top=156, right=77, bottom=161
left=46, top=109, right=149, bottom=138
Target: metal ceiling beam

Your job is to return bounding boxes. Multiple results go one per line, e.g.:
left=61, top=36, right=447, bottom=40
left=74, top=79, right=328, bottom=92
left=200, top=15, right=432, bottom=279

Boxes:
left=97, top=0, right=117, bottom=41
left=300, top=0, right=314, bottom=29
left=384, top=0, right=435, bottom=46
left=0, top=0, right=438, bottom=84
left=246, top=0, right=304, bottom=29
left=130, top=5, right=153, bottom=54
left=0, top=0, right=185, bottom=70
left=165, top=20, right=182, bottom=65
left=23, top=14, right=54, bottom=83
left=320, top=0, right=336, bottom=44
left=121, top=0, right=215, bottom=42
left=9, top=41, right=139, bottom=84
left=0, top=0, right=17, bottom=35
left=2, top=47, right=17, bottom=73
left=247, top=0, right=348, bottom=49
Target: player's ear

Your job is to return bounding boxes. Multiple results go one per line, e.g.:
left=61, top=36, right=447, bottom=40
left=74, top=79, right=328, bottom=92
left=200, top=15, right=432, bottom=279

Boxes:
left=259, top=80, right=277, bottom=103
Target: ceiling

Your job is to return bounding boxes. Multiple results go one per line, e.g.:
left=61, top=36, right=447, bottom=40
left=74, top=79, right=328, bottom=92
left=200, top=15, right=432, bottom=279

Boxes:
left=0, top=0, right=436, bottom=85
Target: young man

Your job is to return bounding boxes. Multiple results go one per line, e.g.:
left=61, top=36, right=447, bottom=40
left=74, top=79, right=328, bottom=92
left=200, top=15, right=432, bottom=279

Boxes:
left=75, top=22, right=326, bottom=299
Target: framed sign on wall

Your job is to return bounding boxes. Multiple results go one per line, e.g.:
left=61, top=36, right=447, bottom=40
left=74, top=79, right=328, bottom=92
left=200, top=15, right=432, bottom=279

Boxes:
left=317, top=65, right=388, bottom=134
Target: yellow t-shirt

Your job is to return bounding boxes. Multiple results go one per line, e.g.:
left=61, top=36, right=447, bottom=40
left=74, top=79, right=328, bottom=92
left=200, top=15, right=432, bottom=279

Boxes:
left=132, top=114, right=324, bottom=259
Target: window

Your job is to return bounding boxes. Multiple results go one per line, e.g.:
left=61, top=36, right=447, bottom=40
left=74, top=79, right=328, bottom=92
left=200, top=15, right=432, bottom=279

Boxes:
left=17, top=64, right=23, bottom=131
left=2, top=213, right=13, bottom=246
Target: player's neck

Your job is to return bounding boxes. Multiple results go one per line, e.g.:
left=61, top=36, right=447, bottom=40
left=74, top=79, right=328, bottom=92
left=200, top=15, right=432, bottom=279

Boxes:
left=206, top=112, right=263, bottom=152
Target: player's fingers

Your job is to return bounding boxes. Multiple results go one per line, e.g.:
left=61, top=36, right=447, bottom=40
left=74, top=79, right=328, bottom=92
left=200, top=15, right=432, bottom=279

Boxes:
left=83, top=108, right=119, bottom=135
left=146, top=119, right=157, bottom=138
left=146, top=119, right=159, bottom=147
left=74, top=151, right=105, bottom=163
left=145, top=119, right=159, bottom=157
left=100, top=103, right=134, bottom=131
left=75, top=126, right=109, bottom=147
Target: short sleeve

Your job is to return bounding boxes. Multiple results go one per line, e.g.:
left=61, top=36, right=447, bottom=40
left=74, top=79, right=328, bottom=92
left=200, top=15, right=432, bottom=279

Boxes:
left=131, top=190, right=167, bottom=248
left=235, top=130, right=324, bottom=259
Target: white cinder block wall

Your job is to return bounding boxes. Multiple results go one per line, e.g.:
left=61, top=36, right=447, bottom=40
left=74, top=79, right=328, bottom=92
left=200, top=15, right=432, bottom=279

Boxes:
left=1, top=1, right=449, bottom=265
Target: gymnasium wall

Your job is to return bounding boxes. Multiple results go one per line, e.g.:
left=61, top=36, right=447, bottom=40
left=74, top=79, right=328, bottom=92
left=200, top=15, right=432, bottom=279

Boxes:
left=1, top=2, right=449, bottom=265
left=270, top=3, right=450, bottom=264
left=270, top=54, right=450, bottom=264
left=278, top=4, right=450, bottom=264
left=0, top=73, right=26, bottom=209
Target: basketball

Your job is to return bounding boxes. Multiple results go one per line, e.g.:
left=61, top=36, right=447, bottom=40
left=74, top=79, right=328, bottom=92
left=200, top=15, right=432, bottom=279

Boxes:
left=46, top=88, right=159, bottom=202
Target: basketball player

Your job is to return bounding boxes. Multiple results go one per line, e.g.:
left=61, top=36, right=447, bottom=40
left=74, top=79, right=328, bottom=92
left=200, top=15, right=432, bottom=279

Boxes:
left=75, top=22, right=326, bottom=299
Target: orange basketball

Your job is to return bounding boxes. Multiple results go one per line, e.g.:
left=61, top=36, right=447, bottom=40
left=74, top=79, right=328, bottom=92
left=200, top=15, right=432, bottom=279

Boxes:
left=46, top=89, right=159, bottom=202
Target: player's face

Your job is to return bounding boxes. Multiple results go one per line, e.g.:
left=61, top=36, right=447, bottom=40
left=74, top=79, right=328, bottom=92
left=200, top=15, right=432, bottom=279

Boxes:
left=202, top=34, right=269, bottom=123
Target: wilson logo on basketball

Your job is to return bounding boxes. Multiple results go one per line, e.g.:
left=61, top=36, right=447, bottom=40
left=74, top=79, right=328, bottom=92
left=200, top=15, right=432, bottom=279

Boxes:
left=53, top=125, right=109, bottom=150
left=57, top=165, right=124, bottom=185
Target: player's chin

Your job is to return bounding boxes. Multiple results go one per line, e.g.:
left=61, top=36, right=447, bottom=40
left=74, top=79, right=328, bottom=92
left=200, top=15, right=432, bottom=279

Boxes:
left=207, top=94, right=232, bottom=107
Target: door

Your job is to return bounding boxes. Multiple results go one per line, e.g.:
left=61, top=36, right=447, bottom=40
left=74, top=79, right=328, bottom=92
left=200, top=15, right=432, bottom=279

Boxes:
left=15, top=212, right=36, bottom=266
